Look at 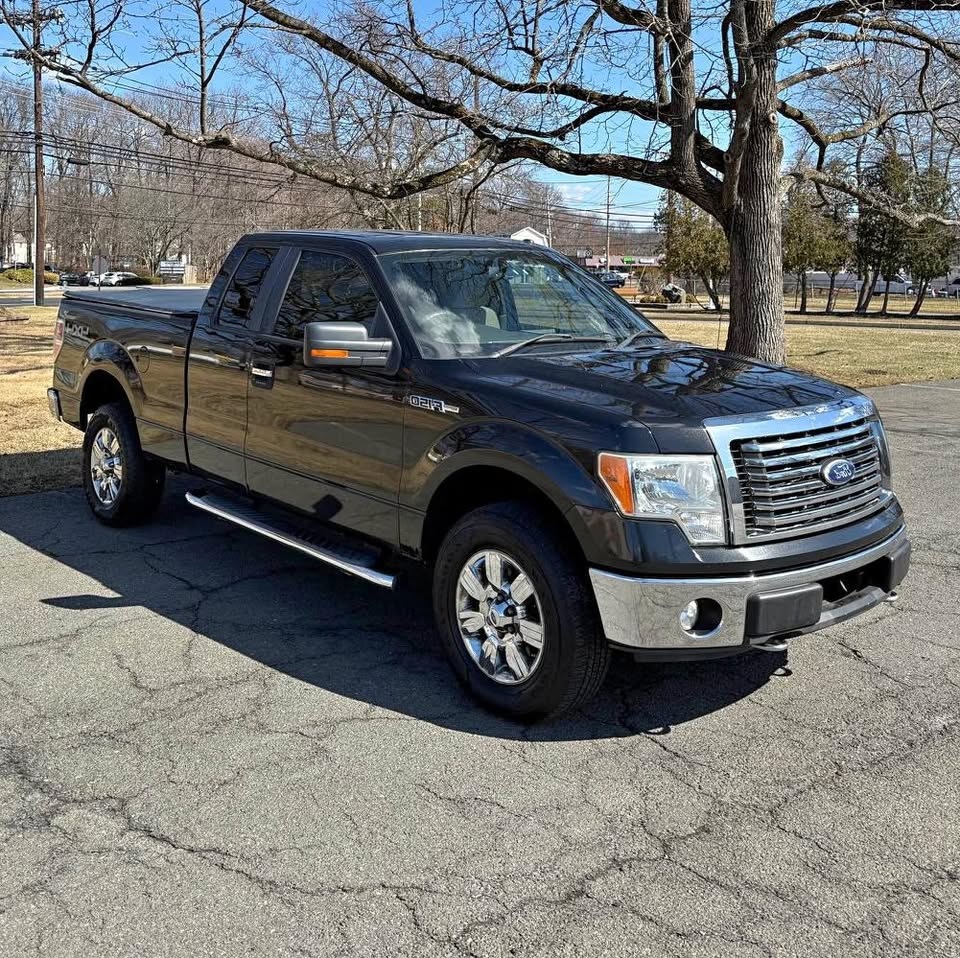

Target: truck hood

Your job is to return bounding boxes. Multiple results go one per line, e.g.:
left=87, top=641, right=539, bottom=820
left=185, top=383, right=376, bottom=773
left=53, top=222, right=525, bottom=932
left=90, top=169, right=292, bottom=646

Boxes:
left=470, top=341, right=858, bottom=452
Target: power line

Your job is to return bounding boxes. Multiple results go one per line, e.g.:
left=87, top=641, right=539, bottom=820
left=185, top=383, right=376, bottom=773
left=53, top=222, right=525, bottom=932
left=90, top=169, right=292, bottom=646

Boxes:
left=0, top=79, right=664, bottom=215
left=0, top=129, right=661, bottom=226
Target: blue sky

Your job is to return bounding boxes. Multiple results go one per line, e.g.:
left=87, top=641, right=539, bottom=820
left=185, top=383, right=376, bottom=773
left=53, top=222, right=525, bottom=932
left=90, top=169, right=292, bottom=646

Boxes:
left=0, top=0, right=678, bottom=226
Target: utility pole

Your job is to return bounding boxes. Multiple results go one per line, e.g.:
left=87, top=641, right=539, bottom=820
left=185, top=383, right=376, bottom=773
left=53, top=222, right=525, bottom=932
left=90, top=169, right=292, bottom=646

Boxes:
left=4, top=3, right=61, bottom=306
left=31, top=0, right=45, bottom=305
left=605, top=176, right=612, bottom=268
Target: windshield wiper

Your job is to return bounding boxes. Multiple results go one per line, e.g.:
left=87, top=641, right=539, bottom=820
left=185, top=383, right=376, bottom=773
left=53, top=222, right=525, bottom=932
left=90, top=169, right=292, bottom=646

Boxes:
left=616, top=330, right=666, bottom=350
left=493, top=333, right=613, bottom=358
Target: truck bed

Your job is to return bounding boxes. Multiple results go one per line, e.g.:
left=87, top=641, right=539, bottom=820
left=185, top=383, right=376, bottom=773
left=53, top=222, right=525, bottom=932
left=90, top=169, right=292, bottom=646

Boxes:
left=63, top=286, right=206, bottom=318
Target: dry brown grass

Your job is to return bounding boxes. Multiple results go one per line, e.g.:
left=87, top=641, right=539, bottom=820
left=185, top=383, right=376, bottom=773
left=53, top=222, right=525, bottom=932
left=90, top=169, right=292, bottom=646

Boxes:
left=618, top=287, right=960, bottom=317
left=0, top=306, right=81, bottom=496
left=662, top=318, right=960, bottom=387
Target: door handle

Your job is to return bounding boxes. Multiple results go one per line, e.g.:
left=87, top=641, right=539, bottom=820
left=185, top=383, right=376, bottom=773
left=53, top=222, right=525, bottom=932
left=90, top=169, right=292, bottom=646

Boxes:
left=248, top=361, right=275, bottom=388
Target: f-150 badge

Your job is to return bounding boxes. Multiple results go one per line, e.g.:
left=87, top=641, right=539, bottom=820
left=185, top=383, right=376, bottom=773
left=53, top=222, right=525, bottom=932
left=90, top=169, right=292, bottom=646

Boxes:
left=409, top=395, right=460, bottom=415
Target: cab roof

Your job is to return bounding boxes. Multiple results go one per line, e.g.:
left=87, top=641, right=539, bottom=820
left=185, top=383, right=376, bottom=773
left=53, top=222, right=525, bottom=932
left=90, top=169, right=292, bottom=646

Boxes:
left=238, top=229, right=548, bottom=255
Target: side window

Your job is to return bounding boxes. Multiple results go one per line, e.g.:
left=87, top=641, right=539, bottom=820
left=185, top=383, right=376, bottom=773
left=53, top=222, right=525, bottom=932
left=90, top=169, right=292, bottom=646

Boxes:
left=216, top=247, right=276, bottom=327
left=273, top=250, right=379, bottom=341
left=200, top=245, right=244, bottom=318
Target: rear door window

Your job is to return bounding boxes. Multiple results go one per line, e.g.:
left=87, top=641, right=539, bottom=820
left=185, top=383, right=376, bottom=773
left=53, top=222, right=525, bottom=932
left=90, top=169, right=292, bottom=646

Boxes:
left=216, top=247, right=276, bottom=328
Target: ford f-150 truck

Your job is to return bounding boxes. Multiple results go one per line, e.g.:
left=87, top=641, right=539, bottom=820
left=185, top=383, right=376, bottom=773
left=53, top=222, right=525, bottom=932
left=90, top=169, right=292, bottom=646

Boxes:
left=49, top=231, right=910, bottom=718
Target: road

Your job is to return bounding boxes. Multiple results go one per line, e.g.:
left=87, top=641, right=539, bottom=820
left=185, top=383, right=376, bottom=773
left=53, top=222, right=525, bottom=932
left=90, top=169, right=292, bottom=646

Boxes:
left=0, top=286, right=63, bottom=307
left=1, top=381, right=959, bottom=957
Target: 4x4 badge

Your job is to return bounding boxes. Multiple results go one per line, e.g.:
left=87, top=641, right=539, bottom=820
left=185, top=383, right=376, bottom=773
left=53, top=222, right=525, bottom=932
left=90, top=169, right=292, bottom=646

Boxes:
left=409, top=395, right=460, bottom=415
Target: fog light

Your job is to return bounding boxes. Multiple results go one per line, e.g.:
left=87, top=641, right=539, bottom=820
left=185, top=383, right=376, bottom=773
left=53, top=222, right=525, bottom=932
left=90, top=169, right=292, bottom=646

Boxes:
left=679, top=600, right=699, bottom=632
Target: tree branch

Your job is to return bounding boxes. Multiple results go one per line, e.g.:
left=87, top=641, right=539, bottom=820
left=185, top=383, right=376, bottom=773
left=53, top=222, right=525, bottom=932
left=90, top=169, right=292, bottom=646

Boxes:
left=777, top=56, right=871, bottom=91
left=789, top=167, right=960, bottom=227
left=767, top=1, right=960, bottom=50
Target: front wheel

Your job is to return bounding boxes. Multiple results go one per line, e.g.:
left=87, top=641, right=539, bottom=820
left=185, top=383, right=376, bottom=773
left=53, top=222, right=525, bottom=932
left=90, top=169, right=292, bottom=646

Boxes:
left=433, top=502, right=610, bottom=720
left=82, top=402, right=165, bottom=526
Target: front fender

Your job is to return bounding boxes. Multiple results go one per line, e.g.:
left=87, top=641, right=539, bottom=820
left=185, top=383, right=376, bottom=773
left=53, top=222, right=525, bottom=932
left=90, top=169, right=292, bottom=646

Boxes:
left=413, top=420, right=612, bottom=509
left=402, top=419, right=624, bottom=560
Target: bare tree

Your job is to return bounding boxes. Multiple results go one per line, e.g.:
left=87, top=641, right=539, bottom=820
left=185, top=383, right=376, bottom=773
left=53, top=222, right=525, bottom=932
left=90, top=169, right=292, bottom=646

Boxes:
left=5, top=0, right=959, bottom=358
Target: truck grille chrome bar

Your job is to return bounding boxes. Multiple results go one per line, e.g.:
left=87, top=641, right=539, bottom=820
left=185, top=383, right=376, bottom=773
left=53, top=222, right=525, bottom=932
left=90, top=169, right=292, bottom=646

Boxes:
left=705, top=397, right=894, bottom=545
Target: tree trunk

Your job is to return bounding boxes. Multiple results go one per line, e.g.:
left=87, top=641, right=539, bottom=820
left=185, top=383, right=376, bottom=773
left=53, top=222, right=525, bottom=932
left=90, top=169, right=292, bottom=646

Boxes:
left=909, top=279, right=928, bottom=317
left=855, top=270, right=872, bottom=313
left=858, top=271, right=880, bottom=315
left=880, top=277, right=891, bottom=315
left=724, top=42, right=785, bottom=362
left=701, top=274, right=723, bottom=311
left=799, top=271, right=808, bottom=314
left=826, top=272, right=838, bottom=313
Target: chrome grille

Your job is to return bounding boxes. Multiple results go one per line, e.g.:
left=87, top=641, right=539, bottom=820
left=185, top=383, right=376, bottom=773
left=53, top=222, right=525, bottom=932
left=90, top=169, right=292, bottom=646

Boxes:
left=704, top=397, right=895, bottom=544
left=731, top=416, right=886, bottom=539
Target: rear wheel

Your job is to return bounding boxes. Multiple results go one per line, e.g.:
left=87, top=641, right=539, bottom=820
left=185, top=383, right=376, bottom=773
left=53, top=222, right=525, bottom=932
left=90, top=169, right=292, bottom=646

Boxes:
left=82, top=402, right=165, bottom=526
left=433, top=501, right=609, bottom=720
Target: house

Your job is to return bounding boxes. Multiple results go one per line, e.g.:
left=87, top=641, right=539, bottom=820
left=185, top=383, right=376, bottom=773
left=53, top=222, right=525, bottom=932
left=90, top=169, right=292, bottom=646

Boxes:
left=5, top=232, right=55, bottom=268
left=505, top=226, right=550, bottom=246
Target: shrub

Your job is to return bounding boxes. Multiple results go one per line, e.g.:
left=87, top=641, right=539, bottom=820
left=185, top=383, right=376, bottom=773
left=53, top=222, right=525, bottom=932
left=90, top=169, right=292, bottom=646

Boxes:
left=1, top=268, right=59, bottom=284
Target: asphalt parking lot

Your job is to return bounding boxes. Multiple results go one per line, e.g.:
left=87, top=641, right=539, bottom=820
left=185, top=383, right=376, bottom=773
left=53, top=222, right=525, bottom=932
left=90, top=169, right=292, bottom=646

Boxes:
left=2, top=381, right=959, bottom=958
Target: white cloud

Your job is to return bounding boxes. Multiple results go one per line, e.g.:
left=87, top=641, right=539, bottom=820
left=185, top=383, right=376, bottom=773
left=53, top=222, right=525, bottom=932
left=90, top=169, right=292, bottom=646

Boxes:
left=556, top=183, right=595, bottom=204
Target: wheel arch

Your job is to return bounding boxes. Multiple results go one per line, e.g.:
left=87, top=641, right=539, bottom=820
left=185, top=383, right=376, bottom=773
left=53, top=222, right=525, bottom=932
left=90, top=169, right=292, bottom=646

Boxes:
left=418, top=460, right=595, bottom=568
left=78, top=343, right=142, bottom=427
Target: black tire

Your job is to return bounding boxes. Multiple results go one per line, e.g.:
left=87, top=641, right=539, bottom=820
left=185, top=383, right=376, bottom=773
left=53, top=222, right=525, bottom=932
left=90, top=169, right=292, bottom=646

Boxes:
left=433, top=501, right=609, bottom=720
left=82, top=402, right=165, bottom=526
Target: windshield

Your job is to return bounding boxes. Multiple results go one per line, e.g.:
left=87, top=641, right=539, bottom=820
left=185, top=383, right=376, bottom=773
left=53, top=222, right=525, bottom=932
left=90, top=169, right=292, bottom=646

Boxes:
left=377, top=247, right=661, bottom=359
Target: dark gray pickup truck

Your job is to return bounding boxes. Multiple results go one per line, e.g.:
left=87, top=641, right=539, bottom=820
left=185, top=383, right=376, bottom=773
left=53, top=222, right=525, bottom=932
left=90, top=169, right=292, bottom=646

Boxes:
left=49, top=230, right=910, bottom=718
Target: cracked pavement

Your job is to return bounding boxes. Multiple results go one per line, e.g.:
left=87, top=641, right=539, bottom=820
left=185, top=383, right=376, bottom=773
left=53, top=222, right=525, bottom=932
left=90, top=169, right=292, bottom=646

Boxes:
left=2, top=380, right=959, bottom=957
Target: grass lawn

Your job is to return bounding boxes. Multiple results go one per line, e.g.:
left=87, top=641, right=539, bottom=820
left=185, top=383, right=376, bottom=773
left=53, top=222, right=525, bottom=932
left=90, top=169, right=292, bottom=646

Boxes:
left=0, top=306, right=81, bottom=497
left=0, top=306, right=958, bottom=498
left=661, top=318, right=960, bottom=387
left=619, top=287, right=960, bottom=318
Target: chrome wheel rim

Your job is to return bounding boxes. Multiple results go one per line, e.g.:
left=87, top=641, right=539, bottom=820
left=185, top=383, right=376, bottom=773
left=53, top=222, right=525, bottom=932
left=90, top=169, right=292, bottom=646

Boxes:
left=90, top=427, right=123, bottom=505
left=455, top=549, right=545, bottom=685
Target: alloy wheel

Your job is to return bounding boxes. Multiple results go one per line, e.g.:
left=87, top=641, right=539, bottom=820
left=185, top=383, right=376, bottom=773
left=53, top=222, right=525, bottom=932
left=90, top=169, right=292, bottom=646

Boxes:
left=455, top=549, right=545, bottom=685
left=90, top=426, right=123, bottom=505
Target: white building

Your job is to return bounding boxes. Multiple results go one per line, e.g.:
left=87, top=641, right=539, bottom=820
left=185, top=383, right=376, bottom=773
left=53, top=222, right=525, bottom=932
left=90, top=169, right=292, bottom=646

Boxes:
left=6, top=232, right=55, bottom=268
left=507, top=226, right=549, bottom=246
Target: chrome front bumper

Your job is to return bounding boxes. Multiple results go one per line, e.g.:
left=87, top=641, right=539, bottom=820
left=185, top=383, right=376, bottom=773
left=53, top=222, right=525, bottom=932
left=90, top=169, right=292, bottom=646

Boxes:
left=589, top=525, right=910, bottom=652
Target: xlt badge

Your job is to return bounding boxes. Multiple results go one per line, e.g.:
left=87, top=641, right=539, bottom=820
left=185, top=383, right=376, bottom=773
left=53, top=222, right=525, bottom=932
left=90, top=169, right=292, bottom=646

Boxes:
left=409, top=395, right=460, bottom=415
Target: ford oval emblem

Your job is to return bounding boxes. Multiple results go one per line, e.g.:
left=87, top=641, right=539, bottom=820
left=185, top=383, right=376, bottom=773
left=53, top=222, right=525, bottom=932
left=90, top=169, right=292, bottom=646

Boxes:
left=821, top=458, right=856, bottom=487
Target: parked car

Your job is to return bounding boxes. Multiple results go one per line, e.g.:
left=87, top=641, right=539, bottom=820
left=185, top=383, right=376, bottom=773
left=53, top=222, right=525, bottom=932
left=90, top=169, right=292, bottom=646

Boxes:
left=59, top=272, right=90, bottom=286
left=596, top=270, right=625, bottom=288
left=48, top=231, right=910, bottom=718
left=98, top=271, right=142, bottom=286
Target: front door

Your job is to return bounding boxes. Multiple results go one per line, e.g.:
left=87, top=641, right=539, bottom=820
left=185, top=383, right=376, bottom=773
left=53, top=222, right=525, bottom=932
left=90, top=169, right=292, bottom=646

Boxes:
left=185, top=244, right=281, bottom=486
left=243, top=247, right=405, bottom=546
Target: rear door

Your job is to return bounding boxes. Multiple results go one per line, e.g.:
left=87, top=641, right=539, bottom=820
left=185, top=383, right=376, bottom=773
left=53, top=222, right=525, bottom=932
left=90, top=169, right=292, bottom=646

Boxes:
left=185, top=244, right=282, bottom=486
left=243, top=245, right=405, bottom=546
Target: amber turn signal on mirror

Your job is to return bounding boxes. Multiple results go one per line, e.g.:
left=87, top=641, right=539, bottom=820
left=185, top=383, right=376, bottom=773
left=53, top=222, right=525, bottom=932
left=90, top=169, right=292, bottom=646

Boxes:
left=309, top=348, right=350, bottom=359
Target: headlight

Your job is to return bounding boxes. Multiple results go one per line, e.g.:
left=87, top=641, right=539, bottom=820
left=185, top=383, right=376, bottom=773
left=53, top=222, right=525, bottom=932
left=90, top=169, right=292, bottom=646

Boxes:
left=871, top=418, right=893, bottom=488
left=598, top=453, right=727, bottom=544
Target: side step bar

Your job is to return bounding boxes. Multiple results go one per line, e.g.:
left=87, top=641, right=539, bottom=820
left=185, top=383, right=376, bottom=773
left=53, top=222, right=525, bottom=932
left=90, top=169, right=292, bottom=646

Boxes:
left=185, top=491, right=395, bottom=589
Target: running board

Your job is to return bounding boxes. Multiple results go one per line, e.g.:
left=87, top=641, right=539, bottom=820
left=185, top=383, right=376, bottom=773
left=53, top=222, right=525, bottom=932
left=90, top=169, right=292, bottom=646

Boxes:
left=185, top=491, right=395, bottom=589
